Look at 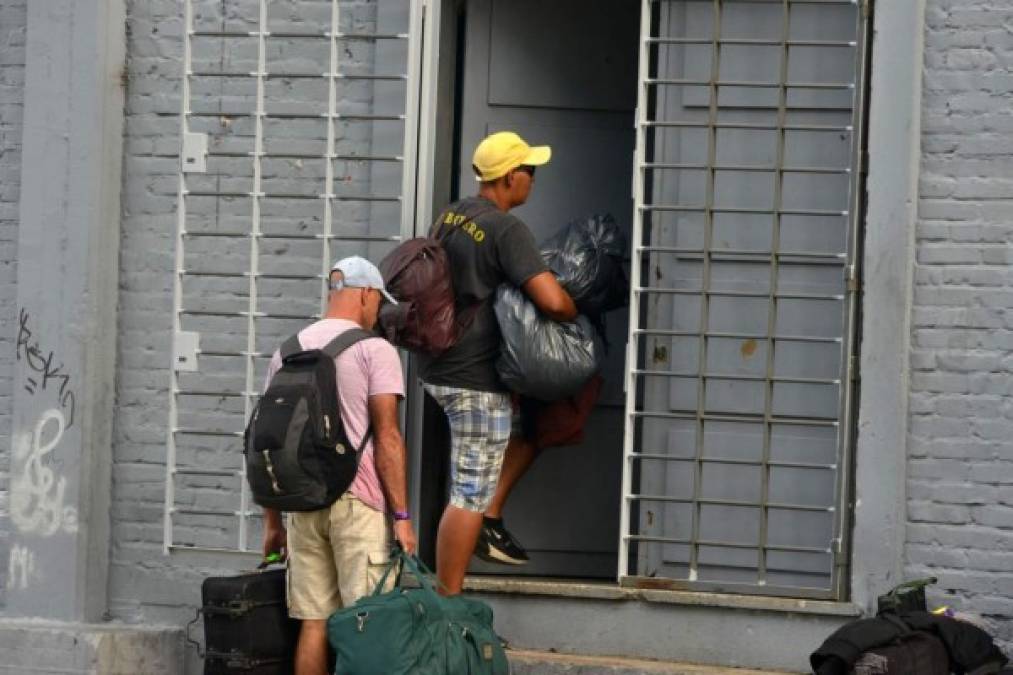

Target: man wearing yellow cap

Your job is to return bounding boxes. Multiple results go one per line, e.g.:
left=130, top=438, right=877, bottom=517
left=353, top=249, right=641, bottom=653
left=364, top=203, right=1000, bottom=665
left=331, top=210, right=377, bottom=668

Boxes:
left=420, top=131, right=577, bottom=594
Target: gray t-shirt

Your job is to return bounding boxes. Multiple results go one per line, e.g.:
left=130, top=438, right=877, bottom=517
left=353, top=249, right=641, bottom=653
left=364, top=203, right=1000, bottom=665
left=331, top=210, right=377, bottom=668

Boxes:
left=418, top=196, right=548, bottom=392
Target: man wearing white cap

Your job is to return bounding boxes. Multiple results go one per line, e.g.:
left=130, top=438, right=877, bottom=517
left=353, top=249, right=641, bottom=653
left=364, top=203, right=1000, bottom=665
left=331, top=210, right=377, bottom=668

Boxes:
left=261, top=256, right=415, bottom=675
left=420, top=131, right=577, bottom=594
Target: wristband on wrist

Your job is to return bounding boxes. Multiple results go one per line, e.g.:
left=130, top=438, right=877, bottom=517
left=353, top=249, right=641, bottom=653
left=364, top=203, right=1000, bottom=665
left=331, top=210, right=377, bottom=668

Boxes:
left=393, top=510, right=411, bottom=521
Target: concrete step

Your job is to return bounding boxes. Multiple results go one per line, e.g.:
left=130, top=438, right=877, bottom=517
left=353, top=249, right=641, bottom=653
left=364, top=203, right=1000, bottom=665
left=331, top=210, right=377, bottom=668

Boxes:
left=506, top=649, right=799, bottom=675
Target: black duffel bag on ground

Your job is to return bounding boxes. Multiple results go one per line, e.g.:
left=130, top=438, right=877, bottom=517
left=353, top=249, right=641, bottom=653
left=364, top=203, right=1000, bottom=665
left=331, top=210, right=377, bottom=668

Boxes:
left=811, top=610, right=1008, bottom=675
left=849, top=630, right=949, bottom=675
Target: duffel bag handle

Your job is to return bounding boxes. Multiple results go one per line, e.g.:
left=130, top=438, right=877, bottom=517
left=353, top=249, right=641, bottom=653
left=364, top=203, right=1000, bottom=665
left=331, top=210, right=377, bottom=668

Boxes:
left=372, top=548, right=444, bottom=598
left=886, top=577, right=937, bottom=597
left=372, top=551, right=401, bottom=595
left=877, top=576, right=938, bottom=615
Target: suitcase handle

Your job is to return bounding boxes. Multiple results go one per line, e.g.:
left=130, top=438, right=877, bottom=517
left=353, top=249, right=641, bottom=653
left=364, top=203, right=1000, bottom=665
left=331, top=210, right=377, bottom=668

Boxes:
left=185, top=607, right=205, bottom=659
left=205, top=652, right=289, bottom=670
left=202, top=598, right=285, bottom=618
left=257, top=554, right=285, bottom=570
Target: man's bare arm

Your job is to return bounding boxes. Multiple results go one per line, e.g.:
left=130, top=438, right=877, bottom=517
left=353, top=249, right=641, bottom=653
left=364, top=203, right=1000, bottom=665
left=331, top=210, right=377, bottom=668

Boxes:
left=369, top=393, right=417, bottom=554
left=522, top=271, right=578, bottom=322
left=262, top=507, right=286, bottom=559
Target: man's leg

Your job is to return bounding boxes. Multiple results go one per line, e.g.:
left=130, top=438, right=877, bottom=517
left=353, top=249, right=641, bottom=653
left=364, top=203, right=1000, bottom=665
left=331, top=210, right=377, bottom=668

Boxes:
left=291, top=496, right=389, bottom=673
left=287, top=510, right=341, bottom=675
left=436, top=504, right=484, bottom=595
left=475, top=402, right=538, bottom=565
left=332, top=494, right=393, bottom=605
left=484, top=435, right=539, bottom=519
left=294, top=619, right=329, bottom=675
left=426, top=385, right=511, bottom=594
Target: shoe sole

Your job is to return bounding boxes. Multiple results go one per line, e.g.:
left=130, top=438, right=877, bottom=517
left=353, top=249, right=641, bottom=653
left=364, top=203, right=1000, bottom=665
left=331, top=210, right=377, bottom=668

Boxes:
left=475, top=546, right=529, bottom=566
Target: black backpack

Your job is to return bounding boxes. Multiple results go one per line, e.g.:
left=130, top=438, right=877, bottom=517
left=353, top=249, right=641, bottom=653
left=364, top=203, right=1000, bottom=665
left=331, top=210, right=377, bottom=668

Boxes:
left=244, top=328, right=374, bottom=512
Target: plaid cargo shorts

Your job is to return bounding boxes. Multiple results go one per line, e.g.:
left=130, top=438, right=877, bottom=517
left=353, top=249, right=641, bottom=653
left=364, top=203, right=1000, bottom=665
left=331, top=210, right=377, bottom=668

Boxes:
left=423, top=384, right=512, bottom=512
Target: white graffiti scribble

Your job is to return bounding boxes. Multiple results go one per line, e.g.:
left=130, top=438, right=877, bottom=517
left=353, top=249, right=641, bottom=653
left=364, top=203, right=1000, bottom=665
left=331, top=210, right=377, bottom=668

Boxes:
left=10, top=409, right=78, bottom=536
left=7, top=545, right=36, bottom=590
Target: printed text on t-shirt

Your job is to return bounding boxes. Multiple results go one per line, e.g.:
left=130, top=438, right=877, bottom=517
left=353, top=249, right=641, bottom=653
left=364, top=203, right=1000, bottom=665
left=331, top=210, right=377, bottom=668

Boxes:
left=442, top=211, right=486, bottom=243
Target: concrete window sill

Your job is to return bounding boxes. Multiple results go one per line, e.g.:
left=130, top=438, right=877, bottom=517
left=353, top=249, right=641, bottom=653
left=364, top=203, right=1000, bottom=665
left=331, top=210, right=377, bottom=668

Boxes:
left=462, top=576, right=863, bottom=618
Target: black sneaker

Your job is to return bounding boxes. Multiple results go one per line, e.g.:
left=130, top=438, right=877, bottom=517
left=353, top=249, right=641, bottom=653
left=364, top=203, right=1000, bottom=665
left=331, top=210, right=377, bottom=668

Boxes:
left=475, top=517, right=529, bottom=565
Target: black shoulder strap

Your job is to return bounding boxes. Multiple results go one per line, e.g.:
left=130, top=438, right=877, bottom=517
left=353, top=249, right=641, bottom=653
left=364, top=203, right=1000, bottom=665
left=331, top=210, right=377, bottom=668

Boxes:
left=430, top=203, right=498, bottom=335
left=280, top=333, right=303, bottom=360
left=320, top=328, right=376, bottom=359
left=322, top=328, right=379, bottom=453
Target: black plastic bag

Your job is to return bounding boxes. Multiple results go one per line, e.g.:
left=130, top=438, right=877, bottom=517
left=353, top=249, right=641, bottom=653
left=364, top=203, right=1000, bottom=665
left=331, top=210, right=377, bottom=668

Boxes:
left=494, top=285, right=604, bottom=401
left=540, top=213, right=628, bottom=317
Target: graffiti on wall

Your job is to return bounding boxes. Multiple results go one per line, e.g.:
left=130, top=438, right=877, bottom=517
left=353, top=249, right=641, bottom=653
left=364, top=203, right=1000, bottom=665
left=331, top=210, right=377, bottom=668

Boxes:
left=9, top=307, right=80, bottom=539
left=7, top=545, right=36, bottom=590
left=10, top=408, right=78, bottom=537
left=16, top=308, right=76, bottom=428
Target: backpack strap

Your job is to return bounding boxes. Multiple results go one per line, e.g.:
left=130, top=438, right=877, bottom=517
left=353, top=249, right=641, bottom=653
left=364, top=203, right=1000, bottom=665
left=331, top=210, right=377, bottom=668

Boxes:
left=320, top=328, right=377, bottom=359
left=357, top=428, right=374, bottom=453
left=321, top=328, right=379, bottom=453
left=280, top=333, right=304, bottom=360
left=455, top=296, right=487, bottom=334
left=430, top=203, right=499, bottom=336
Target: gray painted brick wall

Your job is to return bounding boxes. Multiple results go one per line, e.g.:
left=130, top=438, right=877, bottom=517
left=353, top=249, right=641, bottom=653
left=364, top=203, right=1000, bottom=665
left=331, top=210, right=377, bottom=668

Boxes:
left=113, top=1, right=397, bottom=670
left=100, top=0, right=1013, bottom=669
left=0, top=0, right=26, bottom=599
left=910, top=0, right=1013, bottom=654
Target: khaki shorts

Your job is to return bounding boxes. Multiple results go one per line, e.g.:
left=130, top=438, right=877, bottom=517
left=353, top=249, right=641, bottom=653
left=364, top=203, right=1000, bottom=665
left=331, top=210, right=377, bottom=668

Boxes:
left=286, top=493, right=393, bottom=620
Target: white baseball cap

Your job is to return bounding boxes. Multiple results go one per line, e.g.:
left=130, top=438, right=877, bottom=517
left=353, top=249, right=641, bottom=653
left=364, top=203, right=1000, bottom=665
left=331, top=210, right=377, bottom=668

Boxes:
left=330, top=256, right=397, bottom=305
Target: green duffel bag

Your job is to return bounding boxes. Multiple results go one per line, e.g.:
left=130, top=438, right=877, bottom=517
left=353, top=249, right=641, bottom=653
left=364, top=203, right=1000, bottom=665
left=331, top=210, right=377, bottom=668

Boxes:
left=327, top=549, right=510, bottom=675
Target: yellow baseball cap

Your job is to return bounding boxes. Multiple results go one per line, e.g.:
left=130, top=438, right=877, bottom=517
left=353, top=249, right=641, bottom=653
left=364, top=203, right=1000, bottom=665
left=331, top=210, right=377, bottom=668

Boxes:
left=472, top=131, right=551, bottom=182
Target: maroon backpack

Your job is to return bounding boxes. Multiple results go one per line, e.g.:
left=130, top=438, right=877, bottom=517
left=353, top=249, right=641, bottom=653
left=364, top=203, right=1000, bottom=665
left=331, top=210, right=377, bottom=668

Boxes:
left=377, top=206, right=493, bottom=355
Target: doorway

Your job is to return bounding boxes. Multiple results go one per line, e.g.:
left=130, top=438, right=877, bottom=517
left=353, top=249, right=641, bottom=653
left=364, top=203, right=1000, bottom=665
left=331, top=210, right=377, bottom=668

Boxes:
left=417, top=0, right=640, bottom=579
left=416, top=0, right=866, bottom=595
left=458, top=0, right=641, bottom=579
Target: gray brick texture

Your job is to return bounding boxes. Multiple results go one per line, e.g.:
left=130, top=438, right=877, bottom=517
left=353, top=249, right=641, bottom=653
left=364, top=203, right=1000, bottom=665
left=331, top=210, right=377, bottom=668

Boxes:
left=98, top=0, right=1013, bottom=669
left=910, top=0, right=1013, bottom=655
left=113, top=2, right=402, bottom=671
left=0, top=0, right=26, bottom=601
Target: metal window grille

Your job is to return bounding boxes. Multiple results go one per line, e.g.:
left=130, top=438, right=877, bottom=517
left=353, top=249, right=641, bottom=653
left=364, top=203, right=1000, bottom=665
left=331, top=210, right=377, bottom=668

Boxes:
left=620, top=0, right=870, bottom=598
left=165, top=0, right=424, bottom=555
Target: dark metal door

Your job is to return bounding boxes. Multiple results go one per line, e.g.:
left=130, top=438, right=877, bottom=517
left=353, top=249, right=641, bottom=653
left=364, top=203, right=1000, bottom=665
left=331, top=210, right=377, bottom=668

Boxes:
left=456, top=0, right=640, bottom=578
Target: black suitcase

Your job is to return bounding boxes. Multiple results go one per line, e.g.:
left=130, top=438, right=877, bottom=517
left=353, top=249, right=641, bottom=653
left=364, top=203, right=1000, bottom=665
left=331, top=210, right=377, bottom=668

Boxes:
left=198, top=566, right=299, bottom=675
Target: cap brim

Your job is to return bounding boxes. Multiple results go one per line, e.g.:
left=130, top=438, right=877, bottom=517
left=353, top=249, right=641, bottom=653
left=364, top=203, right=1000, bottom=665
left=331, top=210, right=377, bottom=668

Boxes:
left=380, top=289, right=398, bottom=305
left=523, top=145, right=551, bottom=166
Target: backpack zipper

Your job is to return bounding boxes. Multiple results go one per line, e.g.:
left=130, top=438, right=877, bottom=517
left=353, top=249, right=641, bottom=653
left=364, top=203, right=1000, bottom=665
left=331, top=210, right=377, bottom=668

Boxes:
left=262, top=449, right=283, bottom=494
